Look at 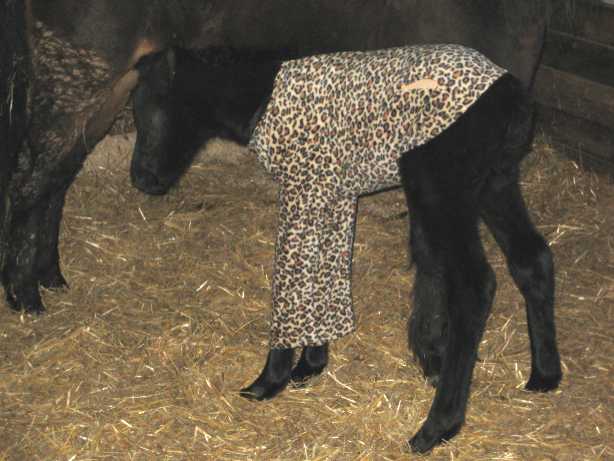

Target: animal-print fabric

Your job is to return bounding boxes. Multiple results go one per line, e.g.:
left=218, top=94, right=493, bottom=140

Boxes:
left=249, top=44, right=506, bottom=349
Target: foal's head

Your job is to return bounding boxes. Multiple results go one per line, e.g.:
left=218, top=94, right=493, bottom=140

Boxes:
left=131, top=47, right=282, bottom=195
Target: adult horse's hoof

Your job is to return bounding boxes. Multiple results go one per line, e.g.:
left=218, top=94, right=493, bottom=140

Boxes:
left=5, top=285, right=46, bottom=315
left=240, top=348, right=294, bottom=401
left=525, top=369, right=562, bottom=393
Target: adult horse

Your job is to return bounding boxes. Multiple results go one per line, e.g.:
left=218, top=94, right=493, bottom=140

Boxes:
left=3, top=0, right=550, bottom=314
left=1, top=0, right=29, bottom=275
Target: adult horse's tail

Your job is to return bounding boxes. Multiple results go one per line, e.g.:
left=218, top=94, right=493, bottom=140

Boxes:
left=0, top=0, right=29, bottom=271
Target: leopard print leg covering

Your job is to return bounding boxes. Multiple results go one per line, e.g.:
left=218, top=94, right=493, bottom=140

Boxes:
left=251, top=45, right=507, bottom=350
left=270, top=184, right=357, bottom=349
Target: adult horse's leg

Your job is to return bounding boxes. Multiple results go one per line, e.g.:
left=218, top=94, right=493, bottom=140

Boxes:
left=36, top=188, right=68, bottom=289
left=2, top=18, right=147, bottom=313
left=3, top=186, right=69, bottom=313
left=0, top=0, right=28, bottom=282
left=480, top=170, right=561, bottom=391
left=2, top=202, right=46, bottom=313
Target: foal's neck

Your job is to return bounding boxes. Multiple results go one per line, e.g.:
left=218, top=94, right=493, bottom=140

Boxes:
left=173, top=47, right=282, bottom=144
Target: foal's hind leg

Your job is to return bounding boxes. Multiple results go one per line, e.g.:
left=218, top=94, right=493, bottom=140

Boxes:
left=407, top=219, right=448, bottom=387
left=401, top=159, right=496, bottom=452
left=480, top=170, right=562, bottom=391
left=409, top=206, right=496, bottom=453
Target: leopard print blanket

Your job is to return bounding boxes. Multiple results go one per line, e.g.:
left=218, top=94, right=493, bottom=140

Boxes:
left=249, top=44, right=506, bottom=349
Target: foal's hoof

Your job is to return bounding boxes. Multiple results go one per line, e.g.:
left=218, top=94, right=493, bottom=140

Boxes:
left=290, top=363, right=326, bottom=387
left=240, top=348, right=294, bottom=401
left=409, top=427, right=440, bottom=454
left=525, top=370, right=562, bottom=393
left=408, top=420, right=462, bottom=454
left=240, top=378, right=290, bottom=401
left=290, top=344, right=328, bottom=386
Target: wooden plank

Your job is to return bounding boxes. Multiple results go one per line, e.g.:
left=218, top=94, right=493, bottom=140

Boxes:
left=542, top=30, right=614, bottom=86
left=538, top=105, right=614, bottom=176
left=550, top=0, right=614, bottom=47
left=539, top=1, right=614, bottom=176
left=534, top=65, right=614, bottom=129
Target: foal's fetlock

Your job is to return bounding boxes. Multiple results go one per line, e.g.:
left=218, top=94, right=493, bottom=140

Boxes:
left=290, top=343, right=328, bottom=385
left=421, top=353, right=443, bottom=388
left=409, top=324, right=446, bottom=387
left=240, top=348, right=294, bottom=401
left=408, top=281, right=448, bottom=386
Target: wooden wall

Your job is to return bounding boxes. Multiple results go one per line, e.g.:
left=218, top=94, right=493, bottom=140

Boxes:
left=535, top=0, right=614, bottom=175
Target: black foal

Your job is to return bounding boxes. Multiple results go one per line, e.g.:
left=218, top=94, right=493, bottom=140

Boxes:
left=238, top=75, right=561, bottom=452
left=131, top=46, right=562, bottom=453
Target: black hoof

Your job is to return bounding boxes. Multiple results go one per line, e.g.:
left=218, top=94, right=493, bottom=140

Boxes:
left=5, top=288, right=46, bottom=315
left=240, top=378, right=289, bottom=401
left=290, top=344, right=328, bottom=386
left=39, top=269, right=68, bottom=290
left=240, top=348, right=294, bottom=401
left=409, top=420, right=461, bottom=454
left=525, top=370, right=562, bottom=392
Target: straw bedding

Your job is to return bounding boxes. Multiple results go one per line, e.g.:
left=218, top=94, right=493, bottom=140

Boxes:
left=0, top=132, right=612, bottom=460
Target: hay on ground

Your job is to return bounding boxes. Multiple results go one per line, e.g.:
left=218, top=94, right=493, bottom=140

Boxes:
left=0, top=132, right=612, bottom=460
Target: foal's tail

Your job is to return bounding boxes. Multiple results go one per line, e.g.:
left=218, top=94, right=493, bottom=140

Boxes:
left=497, top=73, right=536, bottom=170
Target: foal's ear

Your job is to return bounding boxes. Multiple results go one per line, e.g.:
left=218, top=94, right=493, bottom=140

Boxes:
left=135, top=48, right=177, bottom=94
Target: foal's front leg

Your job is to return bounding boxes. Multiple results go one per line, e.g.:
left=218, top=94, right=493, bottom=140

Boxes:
left=241, top=187, right=355, bottom=401
left=291, top=343, right=329, bottom=384
left=240, top=348, right=295, bottom=400
left=240, top=344, right=330, bottom=400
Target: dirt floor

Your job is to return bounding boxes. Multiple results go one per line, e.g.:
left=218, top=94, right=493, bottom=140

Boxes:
left=0, top=132, right=613, bottom=460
